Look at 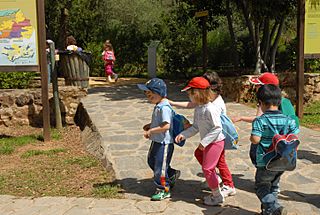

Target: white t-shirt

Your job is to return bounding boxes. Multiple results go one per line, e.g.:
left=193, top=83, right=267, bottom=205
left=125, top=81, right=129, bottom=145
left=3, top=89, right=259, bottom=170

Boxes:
left=180, top=102, right=225, bottom=148
left=211, top=95, right=227, bottom=115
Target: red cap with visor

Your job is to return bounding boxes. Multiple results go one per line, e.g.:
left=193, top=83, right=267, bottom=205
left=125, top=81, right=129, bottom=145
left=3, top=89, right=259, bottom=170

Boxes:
left=181, top=77, right=210, bottom=92
left=249, top=72, right=279, bottom=86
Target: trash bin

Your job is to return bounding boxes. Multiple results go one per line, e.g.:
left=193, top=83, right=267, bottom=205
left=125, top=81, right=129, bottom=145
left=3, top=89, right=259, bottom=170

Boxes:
left=59, top=51, right=91, bottom=88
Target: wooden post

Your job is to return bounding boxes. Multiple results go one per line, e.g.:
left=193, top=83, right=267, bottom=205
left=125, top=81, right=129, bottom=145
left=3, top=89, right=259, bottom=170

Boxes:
left=37, top=0, right=51, bottom=141
left=202, top=16, right=208, bottom=72
left=297, top=0, right=305, bottom=118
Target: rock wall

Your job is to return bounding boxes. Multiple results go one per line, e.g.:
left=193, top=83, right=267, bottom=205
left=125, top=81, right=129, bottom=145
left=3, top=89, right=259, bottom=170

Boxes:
left=222, top=73, right=320, bottom=104
left=0, top=86, right=87, bottom=127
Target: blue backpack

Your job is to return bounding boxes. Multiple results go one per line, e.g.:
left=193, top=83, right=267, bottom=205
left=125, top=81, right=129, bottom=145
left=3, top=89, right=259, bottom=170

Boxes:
left=262, top=116, right=300, bottom=171
left=161, top=105, right=190, bottom=147
left=220, top=114, right=239, bottom=150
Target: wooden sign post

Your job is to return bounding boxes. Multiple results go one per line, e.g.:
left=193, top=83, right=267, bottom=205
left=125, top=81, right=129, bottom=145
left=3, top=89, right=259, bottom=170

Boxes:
left=195, top=10, right=209, bottom=71
left=0, top=0, right=50, bottom=141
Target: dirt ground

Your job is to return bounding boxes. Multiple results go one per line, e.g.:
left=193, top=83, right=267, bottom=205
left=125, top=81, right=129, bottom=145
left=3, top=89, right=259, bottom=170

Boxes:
left=0, top=125, right=122, bottom=198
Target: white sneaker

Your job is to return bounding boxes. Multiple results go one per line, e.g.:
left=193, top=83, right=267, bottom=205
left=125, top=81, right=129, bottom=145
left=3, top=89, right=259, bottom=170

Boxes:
left=221, top=185, right=236, bottom=197
left=203, top=193, right=224, bottom=206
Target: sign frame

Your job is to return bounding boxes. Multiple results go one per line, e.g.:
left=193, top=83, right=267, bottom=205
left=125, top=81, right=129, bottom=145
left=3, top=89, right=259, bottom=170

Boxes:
left=0, top=0, right=50, bottom=141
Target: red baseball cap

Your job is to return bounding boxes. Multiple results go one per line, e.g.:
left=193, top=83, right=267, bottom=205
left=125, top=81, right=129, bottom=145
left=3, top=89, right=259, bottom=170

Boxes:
left=181, top=77, right=210, bottom=92
left=249, top=72, right=279, bottom=86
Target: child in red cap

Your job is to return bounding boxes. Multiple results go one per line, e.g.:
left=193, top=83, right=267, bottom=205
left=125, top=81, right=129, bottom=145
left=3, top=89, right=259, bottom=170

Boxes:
left=232, top=72, right=299, bottom=128
left=176, top=76, right=231, bottom=206
left=169, top=72, right=236, bottom=198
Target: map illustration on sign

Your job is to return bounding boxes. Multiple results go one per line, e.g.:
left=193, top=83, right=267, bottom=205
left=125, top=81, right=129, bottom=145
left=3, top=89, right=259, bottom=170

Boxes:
left=0, top=9, right=37, bottom=65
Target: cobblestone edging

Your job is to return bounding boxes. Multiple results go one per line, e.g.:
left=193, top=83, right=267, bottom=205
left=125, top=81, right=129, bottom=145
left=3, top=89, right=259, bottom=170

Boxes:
left=74, top=102, right=115, bottom=175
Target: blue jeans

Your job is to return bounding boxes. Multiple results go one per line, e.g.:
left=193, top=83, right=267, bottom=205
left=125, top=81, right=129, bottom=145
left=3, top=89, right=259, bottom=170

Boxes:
left=147, top=141, right=176, bottom=190
left=255, top=167, right=284, bottom=215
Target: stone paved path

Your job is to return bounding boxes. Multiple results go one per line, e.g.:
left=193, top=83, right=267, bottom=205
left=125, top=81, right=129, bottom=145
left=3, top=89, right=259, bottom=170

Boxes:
left=1, top=80, right=319, bottom=215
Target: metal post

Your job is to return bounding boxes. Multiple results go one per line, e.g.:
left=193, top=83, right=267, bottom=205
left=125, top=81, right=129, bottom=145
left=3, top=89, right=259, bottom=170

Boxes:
left=37, top=0, right=51, bottom=141
left=297, top=0, right=305, bottom=118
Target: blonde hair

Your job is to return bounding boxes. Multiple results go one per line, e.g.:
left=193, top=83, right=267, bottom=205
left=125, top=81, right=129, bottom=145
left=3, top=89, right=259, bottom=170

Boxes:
left=104, top=40, right=113, bottom=51
left=188, top=88, right=215, bottom=105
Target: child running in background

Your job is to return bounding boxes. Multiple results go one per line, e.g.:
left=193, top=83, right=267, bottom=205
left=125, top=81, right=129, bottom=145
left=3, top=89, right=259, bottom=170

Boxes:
left=250, top=84, right=299, bottom=215
left=175, top=76, right=228, bottom=206
left=169, top=71, right=236, bottom=198
left=137, top=78, right=180, bottom=201
left=102, top=40, right=118, bottom=82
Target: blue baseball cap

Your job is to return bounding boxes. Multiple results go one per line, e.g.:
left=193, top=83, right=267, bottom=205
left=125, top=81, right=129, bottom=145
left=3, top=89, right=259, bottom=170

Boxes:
left=137, top=78, right=167, bottom=97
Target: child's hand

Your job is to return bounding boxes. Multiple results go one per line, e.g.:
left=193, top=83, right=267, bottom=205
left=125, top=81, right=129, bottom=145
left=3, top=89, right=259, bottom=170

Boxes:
left=143, top=123, right=151, bottom=131
left=197, top=144, right=204, bottom=151
left=231, top=116, right=242, bottom=123
left=144, top=130, right=151, bottom=139
left=175, top=134, right=185, bottom=143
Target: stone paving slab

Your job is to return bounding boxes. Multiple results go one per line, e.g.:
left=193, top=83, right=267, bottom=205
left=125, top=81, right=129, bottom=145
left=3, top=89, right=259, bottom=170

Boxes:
left=0, top=80, right=319, bottom=215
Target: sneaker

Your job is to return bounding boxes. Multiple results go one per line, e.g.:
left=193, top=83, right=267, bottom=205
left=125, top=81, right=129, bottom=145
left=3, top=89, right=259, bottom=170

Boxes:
left=221, top=185, right=236, bottom=197
left=217, top=175, right=223, bottom=187
left=272, top=206, right=287, bottom=215
left=169, top=170, right=181, bottom=188
left=114, top=73, right=119, bottom=82
left=151, top=189, right=171, bottom=201
left=203, top=193, right=224, bottom=206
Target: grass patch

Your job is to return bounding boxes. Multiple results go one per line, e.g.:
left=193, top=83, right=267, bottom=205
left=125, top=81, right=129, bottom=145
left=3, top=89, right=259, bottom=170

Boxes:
left=301, top=101, right=320, bottom=128
left=0, top=135, right=38, bottom=155
left=0, top=126, right=120, bottom=198
left=64, top=156, right=99, bottom=168
left=36, top=129, right=62, bottom=141
left=21, top=148, right=67, bottom=158
left=93, top=183, right=122, bottom=198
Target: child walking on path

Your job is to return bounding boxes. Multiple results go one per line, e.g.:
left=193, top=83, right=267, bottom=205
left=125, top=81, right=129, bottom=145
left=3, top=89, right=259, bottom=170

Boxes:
left=102, top=40, right=118, bottom=82
left=175, top=76, right=227, bottom=206
left=232, top=72, right=299, bottom=128
left=250, top=84, right=299, bottom=215
left=170, top=72, right=236, bottom=198
left=137, top=78, right=180, bottom=201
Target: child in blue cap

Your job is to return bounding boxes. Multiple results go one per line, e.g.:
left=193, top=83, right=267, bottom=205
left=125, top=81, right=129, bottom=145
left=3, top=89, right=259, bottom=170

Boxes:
left=137, top=78, right=180, bottom=201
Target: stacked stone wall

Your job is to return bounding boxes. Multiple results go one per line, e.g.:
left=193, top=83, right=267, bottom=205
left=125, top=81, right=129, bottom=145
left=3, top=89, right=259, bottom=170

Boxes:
left=0, top=86, right=87, bottom=127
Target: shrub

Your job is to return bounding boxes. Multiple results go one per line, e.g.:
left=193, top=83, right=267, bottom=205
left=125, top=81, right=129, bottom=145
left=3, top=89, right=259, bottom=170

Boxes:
left=0, top=72, right=37, bottom=89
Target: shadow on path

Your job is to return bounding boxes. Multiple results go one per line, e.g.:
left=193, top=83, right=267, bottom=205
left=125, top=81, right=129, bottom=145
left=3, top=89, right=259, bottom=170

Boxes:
left=111, top=177, right=257, bottom=215
left=297, top=150, right=320, bottom=164
left=280, top=190, right=320, bottom=209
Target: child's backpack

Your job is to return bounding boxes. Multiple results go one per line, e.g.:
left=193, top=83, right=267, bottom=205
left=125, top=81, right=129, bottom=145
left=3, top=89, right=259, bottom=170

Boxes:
left=279, top=98, right=300, bottom=128
left=161, top=105, right=191, bottom=147
left=220, top=114, right=239, bottom=150
left=262, top=116, right=300, bottom=171
left=104, top=51, right=114, bottom=61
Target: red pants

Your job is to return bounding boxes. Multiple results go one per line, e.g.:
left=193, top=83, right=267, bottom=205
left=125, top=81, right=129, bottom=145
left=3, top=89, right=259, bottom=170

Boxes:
left=195, top=143, right=234, bottom=188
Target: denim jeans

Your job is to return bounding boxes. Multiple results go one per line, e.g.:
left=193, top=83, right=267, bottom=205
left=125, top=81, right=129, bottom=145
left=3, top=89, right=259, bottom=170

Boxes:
left=147, top=141, right=176, bottom=190
left=255, top=167, right=284, bottom=215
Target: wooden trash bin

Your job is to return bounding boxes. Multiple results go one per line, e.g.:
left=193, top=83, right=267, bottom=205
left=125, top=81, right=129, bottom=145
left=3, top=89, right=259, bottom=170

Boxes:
left=59, top=51, right=91, bottom=88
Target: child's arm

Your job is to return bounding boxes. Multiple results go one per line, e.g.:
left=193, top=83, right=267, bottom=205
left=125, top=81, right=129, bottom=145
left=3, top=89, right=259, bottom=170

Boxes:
left=250, top=135, right=261, bottom=144
left=168, top=100, right=196, bottom=108
left=232, top=106, right=262, bottom=123
left=144, top=122, right=170, bottom=139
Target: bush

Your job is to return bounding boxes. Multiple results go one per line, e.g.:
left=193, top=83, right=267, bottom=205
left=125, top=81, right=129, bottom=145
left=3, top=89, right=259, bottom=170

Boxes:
left=85, top=42, right=105, bottom=77
left=0, top=72, right=37, bottom=89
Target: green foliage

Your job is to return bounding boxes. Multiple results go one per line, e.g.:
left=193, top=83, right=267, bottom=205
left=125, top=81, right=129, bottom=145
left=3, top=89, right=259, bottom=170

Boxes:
left=0, top=72, right=37, bottom=89
left=85, top=42, right=105, bottom=77
left=161, top=3, right=201, bottom=77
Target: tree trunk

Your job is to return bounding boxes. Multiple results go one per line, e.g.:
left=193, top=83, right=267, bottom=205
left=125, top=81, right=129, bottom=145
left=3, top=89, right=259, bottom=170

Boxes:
left=270, top=16, right=285, bottom=72
left=226, top=0, right=239, bottom=69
